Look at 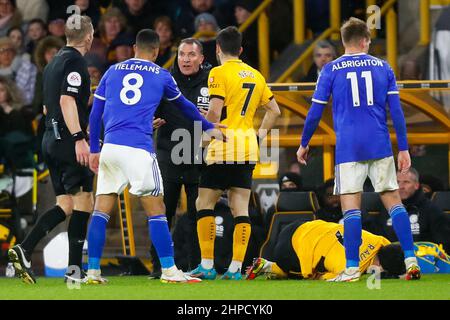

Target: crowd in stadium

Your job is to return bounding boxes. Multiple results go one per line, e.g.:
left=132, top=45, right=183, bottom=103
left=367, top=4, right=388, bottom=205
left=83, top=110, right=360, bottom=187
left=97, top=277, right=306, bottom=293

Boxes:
left=0, top=0, right=449, bottom=282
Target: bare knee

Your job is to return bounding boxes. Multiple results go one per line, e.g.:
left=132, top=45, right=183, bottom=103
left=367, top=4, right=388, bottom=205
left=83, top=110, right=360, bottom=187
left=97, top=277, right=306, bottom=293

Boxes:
left=140, top=195, right=166, bottom=216
left=73, top=192, right=94, bottom=212
left=56, top=196, right=74, bottom=215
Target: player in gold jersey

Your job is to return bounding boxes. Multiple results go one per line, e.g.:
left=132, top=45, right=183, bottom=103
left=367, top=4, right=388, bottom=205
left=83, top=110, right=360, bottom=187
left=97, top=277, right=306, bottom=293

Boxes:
left=190, top=26, right=281, bottom=280
left=246, top=220, right=409, bottom=281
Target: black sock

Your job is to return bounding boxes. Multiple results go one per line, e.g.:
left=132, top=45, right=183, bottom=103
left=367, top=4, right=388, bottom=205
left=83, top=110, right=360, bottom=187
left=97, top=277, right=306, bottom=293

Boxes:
left=68, top=210, right=91, bottom=270
left=21, top=206, right=66, bottom=258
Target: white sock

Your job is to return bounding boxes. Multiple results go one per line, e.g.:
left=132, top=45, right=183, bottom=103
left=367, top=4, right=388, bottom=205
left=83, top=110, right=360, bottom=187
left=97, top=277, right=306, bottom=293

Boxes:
left=345, top=267, right=360, bottom=274
left=405, top=257, right=418, bottom=269
left=201, top=259, right=214, bottom=269
left=228, top=260, right=242, bottom=273
left=262, top=261, right=273, bottom=273
left=162, top=265, right=178, bottom=275
left=87, top=269, right=101, bottom=277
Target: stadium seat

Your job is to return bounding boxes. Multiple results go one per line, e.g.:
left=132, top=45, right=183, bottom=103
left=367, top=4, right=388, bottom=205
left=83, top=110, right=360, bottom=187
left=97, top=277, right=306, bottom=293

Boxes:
left=431, top=191, right=450, bottom=214
left=361, top=192, right=384, bottom=215
left=275, top=191, right=319, bottom=212
left=259, top=191, right=318, bottom=260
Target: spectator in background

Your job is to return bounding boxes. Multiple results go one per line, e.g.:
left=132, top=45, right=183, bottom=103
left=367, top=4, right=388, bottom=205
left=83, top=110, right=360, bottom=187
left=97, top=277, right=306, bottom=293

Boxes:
left=0, top=75, right=34, bottom=172
left=92, top=7, right=128, bottom=64
left=115, top=0, right=161, bottom=36
left=154, top=15, right=176, bottom=67
left=109, top=32, right=134, bottom=64
left=16, top=0, right=49, bottom=23
left=0, top=0, right=22, bottom=38
left=0, top=37, right=37, bottom=105
left=301, top=40, right=337, bottom=82
left=47, top=18, right=66, bottom=39
left=194, top=12, right=219, bottom=67
left=0, top=75, right=32, bottom=137
left=32, top=35, right=64, bottom=162
left=74, top=0, right=100, bottom=29
left=25, top=19, right=48, bottom=56
left=419, top=174, right=446, bottom=199
left=315, top=179, right=342, bottom=223
left=288, top=161, right=301, bottom=175
left=176, top=0, right=234, bottom=39
left=234, top=0, right=259, bottom=69
left=363, top=168, right=450, bottom=253
left=84, top=53, right=105, bottom=109
left=32, top=35, right=64, bottom=114
left=45, top=0, right=72, bottom=22
left=7, top=26, right=30, bottom=61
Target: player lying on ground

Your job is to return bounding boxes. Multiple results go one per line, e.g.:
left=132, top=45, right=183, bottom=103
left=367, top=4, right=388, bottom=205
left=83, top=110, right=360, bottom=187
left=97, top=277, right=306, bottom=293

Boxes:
left=87, top=29, right=225, bottom=284
left=246, top=220, right=414, bottom=281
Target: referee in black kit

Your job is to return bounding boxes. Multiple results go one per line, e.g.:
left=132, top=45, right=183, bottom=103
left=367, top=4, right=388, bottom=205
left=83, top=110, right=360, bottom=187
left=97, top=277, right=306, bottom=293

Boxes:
left=8, top=14, right=94, bottom=284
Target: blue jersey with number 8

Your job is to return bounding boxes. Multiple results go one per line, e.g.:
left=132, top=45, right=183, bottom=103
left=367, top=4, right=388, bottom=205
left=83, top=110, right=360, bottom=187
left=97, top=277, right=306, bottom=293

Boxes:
left=313, top=53, right=399, bottom=164
left=94, top=58, right=181, bottom=153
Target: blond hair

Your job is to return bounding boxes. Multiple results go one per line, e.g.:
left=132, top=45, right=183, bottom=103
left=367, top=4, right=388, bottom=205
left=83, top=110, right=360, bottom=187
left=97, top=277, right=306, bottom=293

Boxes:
left=0, top=76, right=23, bottom=110
left=98, top=7, right=127, bottom=39
left=65, top=14, right=93, bottom=44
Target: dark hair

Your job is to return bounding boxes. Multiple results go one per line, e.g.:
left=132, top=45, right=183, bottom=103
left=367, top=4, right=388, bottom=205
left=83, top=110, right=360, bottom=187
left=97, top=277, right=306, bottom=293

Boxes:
left=7, top=26, right=24, bottom=37
left=179, top=38, right=203, bottom=54
left=377, top=244, right=406, bottom=278
left=28, top=18, right=48, bottom=32
left=136, top=29, right=160, bottom=51
left=340, top=17, right=370, bottom=46
left=216, top=26, right=242, bottom=56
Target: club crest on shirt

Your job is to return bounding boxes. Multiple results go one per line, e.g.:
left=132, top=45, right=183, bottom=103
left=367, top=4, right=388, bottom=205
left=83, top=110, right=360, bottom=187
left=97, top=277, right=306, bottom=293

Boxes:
left=67, top=72, right=82, bottom=86
left=200, top=87, right=209, bottom=97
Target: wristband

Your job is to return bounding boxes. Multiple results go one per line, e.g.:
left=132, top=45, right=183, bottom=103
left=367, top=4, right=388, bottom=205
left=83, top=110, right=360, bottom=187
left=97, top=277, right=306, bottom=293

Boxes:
left=72, top=131, right=86, bottom=142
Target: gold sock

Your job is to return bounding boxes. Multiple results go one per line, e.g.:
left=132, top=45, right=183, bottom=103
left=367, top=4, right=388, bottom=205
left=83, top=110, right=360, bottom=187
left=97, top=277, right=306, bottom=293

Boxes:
left=197, top=216, right=216, bottom=259
left=232, top=221, right=251, bottom=263
left=271, top=263, right=288, bottom=279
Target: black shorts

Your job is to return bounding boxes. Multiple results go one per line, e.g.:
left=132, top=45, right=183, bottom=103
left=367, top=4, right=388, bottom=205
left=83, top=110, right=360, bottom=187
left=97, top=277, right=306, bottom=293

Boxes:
left=42, top=130, right=93, bottom=196
left=273, top=220, right=303, bottom=277
left=199, top=163, right=255, bottom=190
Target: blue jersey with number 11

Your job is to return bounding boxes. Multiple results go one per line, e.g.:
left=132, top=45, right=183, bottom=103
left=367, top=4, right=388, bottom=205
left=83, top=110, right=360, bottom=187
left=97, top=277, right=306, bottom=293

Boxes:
left=313, top=53, right=399, bottom=164
left=94, top=58, right=181, bottom=153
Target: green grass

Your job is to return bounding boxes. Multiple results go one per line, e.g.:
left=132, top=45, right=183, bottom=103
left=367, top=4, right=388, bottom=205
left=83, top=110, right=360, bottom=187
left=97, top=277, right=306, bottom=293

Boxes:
left=0, top=274, right=449, bottom=300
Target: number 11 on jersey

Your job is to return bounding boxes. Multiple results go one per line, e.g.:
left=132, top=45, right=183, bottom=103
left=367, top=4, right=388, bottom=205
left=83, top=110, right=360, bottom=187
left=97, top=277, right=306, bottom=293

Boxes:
left=346, top=71, right=374, bottom=107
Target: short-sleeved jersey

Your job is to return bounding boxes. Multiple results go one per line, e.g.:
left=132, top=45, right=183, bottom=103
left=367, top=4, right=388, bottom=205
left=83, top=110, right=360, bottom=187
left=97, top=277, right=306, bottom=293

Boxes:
left=313, top=53, right=400, bottom=164
left=206, top=59, right=273, bottom=164
left=94, top=58, right=181, bottom=153
left=43, top=46, right=91, bottom=131
left=292, top=220, right=390, bottom=280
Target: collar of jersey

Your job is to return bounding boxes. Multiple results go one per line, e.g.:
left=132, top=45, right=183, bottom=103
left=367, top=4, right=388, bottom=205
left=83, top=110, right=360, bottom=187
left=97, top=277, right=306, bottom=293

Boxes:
left=342, top=52, right=367, bottom=57
left=224, top=59, right=242, bottom=64
left=130, top=58, right=150, bottom=62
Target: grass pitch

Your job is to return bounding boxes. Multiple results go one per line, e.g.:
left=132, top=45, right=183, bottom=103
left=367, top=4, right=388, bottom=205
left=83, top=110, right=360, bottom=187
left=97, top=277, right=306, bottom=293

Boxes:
left=0, top=274, right=449, bottom=300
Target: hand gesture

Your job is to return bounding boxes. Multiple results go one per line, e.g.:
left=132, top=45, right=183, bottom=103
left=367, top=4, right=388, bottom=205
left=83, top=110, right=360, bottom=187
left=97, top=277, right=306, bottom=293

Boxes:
left=296, top=145, right=310, bottom=165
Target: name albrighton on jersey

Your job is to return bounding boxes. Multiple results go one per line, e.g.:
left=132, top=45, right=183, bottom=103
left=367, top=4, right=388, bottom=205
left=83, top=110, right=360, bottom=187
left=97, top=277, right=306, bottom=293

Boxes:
left=332, top=58, right=384, bottom=71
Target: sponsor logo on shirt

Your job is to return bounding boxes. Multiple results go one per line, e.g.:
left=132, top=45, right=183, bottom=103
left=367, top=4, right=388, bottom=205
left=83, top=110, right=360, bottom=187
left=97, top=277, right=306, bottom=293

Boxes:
left=67, top=72, right=82, bottom=86
left=67, top=87, right=79, bottom=93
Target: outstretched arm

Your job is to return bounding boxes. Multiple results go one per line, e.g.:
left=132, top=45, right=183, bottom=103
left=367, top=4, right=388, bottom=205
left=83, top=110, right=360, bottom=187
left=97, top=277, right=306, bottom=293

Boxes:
left=388, top=94, right=410, bottom=173
left=171, top=94, right=215, bottom=131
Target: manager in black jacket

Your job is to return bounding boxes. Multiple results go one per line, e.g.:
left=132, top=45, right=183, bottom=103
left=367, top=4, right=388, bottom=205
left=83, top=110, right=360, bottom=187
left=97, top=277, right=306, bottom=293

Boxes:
left=363, top=168, right=450, bottom=253
left=150, top=38, right=210, bottom=277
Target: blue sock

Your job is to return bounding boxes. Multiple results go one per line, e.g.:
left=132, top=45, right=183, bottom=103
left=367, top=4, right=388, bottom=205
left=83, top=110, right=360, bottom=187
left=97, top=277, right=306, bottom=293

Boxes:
left=390, top=205, right=415, bottom=258
left=343, top=209, right=362, bottom=268
left=87, top=211, right=110, bottom=270
left=148, top=215, right=175, bottom=269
